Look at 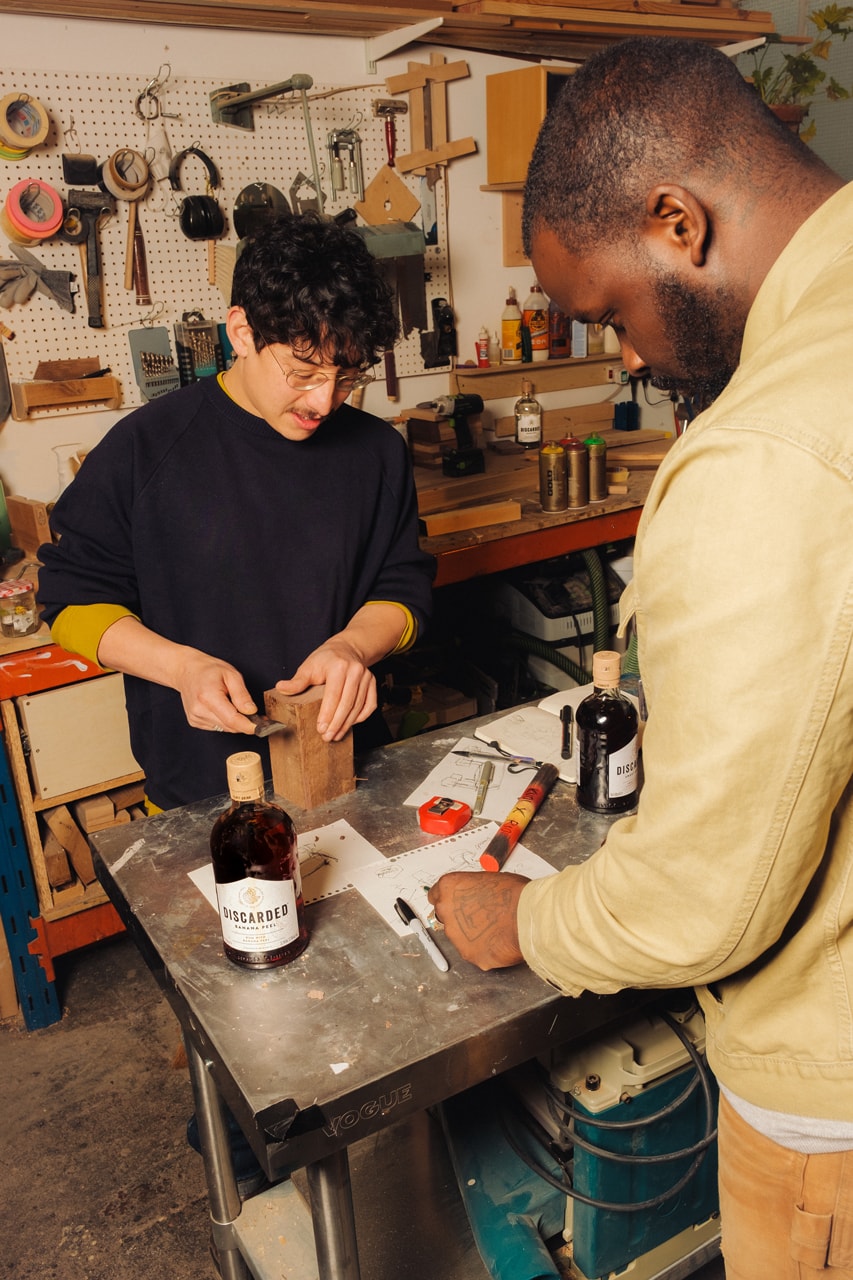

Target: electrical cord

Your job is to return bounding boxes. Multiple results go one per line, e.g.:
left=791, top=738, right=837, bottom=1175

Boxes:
left=497, top=1011, right=717, bottom=1213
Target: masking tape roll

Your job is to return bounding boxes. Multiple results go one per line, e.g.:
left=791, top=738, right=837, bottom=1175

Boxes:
left=100, top=149, right=149, bottom=201
left=3, top=179, right=63, bottom=242
left=0, top=140, right=29, bottom=162
left=0, top=93, right=50, bottom=154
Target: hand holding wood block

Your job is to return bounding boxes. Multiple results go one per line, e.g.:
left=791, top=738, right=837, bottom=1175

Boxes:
left=264, top=685, right=356, bottom=811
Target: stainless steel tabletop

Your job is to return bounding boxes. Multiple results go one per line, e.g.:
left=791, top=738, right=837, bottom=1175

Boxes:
left=91, top=715, right=645, bottom=1180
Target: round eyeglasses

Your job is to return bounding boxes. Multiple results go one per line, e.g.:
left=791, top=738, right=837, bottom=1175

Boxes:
left=262, top=342, right=375, bottom=394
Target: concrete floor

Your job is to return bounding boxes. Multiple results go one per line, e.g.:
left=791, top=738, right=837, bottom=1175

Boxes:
left=0, top=933, right=728, bottom=1280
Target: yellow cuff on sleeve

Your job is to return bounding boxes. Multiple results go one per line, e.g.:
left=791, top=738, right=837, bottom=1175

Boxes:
left=367, top=601, right=418, bottom=654
left=50, top=603, right=138, bottom=668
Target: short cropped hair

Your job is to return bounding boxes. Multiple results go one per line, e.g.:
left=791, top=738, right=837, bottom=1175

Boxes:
left=522, top=36, right=819, bottom=257
left=231, top=212, right=399, bottom=368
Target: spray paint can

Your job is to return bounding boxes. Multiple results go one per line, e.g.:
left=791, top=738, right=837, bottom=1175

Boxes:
left=562, top=436, right=589, bottom=509
left=585, top=432, right=607, bottom=502
left=539, top=442, right=568, bottom=511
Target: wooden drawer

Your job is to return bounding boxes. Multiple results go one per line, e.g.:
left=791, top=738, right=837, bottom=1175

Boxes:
left=17, top=673, right=140, bottom=801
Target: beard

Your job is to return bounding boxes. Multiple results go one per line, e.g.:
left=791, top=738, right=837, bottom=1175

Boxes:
left=648, top=273, right=743, bottom=408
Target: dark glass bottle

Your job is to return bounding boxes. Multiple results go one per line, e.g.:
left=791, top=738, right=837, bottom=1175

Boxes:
left=210, top=751, right=308, bottom=969
left=576, top=651, right=639, bottom=814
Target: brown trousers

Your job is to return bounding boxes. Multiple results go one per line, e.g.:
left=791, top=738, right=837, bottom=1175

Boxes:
left=718, top=1093, right=853, bottom=1278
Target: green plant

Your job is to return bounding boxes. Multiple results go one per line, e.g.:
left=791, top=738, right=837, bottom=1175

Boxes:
left=743, top=4, right=853, bottom=137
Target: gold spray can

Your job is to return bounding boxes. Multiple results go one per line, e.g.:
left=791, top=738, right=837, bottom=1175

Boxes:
left=585, top=432, right=607, bottom=502
left=539, top=442, right=568, bottom=511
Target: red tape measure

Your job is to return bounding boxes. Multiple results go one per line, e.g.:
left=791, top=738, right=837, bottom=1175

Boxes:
left=418, top=796, right=473, bottom=836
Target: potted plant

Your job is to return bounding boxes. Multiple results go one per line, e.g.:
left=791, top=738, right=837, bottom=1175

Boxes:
left=741, top=3, right=853, bottom=138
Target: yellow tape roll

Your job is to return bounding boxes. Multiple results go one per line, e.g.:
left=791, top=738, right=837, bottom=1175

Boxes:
left=0, top=93, right=50, bottom=154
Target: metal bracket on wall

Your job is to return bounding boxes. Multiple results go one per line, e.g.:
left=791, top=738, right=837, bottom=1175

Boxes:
left=364, top=17, right=444, bottom=74
left=209, top=82, right=253, bottom=131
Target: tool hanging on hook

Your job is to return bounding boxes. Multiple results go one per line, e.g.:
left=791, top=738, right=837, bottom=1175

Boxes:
left=327, top=129, right=364, bottom=203
left=373, top=100, right=408, bottom=169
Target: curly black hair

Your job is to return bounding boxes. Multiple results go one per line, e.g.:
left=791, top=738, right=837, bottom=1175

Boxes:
left=230, top=212, right=399, bottom=369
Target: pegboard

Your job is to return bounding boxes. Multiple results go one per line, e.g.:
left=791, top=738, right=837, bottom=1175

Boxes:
left=0, top=66, right=452, bottom=418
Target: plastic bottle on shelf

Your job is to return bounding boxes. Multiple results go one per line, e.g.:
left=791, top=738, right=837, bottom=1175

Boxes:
left=210, top=751, right=309, bottom=970
left=522, top=281, right=549, bottom=362
left=548, top=296, right=570, bottom=359
left=501, top=288, right=522, bottom=364
left=588, top=322, right=606, bottom=355
left=475, top=326, right=490, bottom=367
left=576, top=650, right=639, bottom=814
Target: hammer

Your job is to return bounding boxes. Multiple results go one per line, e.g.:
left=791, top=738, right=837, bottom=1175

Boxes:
left=68, top=189, right=115, bottom=328
left=373, top=100, right=407, bottom=169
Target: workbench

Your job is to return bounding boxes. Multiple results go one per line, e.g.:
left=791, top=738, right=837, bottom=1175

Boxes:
left=420, top=462, right=655, bottom=587
left=90, top=714, right=653, bottom=1280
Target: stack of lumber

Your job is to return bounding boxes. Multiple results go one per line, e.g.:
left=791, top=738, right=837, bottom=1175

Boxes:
left=40, top=782, right=147, bottom=895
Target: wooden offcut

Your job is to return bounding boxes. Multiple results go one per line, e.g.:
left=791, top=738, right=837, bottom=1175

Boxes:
left=264, top=685, right=356, bottom=810
left=43, top=804, right=97, bottom=885
left=420, top=498, right=522, bottom=535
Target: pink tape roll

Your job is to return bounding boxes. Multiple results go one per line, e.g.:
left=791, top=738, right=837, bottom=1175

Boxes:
left=3, top=178, right=63, bottom=242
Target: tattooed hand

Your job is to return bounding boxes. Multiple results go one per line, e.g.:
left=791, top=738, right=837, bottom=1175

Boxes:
left=427, top=871, right=529, bottom=970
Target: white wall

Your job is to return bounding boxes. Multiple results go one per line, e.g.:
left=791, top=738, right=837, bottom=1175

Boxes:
left=1, top=15, right=652, bottom=502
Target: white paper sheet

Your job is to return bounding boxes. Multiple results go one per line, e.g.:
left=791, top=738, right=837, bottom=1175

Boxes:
left=188, top=818, right=382, bottom=910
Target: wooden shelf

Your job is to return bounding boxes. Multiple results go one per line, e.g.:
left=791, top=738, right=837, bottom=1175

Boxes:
left=451, top=354, right=622, bottom=398
left=0, top=0, right=776, bottom=62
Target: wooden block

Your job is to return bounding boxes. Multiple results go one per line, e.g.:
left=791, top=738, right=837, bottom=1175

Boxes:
left=419, top=498, right=522, bottom=535
left=106, top=781, right=146, bottom=811
left=6, top=495, right=50, bottom=554
left=264, top=685, right=356, bottom=811
left=42, top=829, right=73, bottom=888
left=73, top=794, right=115, bottom=833
left=43, top=804, right=97, bottom=885
left=354, top=165, right=420, bottom=226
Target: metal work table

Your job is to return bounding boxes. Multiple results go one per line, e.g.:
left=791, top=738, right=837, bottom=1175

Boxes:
left=90, top=716, right=647, bottom=1280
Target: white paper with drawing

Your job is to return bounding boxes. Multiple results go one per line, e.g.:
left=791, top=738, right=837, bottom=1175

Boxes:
left=188, top=818, right=382, bottom=909
left=402, top=735, right=543, bottom=823
left=348, top=824, right=556, bottom=938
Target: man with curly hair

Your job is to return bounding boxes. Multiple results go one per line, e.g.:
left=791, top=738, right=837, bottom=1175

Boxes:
left=38, top=213, right=435, bottom=812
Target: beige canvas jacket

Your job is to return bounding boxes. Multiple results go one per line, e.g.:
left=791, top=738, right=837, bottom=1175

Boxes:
left=518, top=182, right=853, bottom=1119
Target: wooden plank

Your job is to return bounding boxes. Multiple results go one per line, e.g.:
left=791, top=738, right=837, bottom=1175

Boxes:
left=420, top=498, right=522, bottom=535
left=385, top=60, right=470, bottom=95
left=1, top=699, right=53, bottom=914
left=415, top=456, right=539, bottom=513
left=396, top=136, right=477, bottom=172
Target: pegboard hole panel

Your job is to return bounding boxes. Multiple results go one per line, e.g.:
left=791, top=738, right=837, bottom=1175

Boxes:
left=0, top=68, right=450, bottom=419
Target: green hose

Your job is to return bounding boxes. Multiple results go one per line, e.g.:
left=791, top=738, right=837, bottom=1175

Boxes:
left=505, top=631, right=591, bottom=687
left=505, top=548, right=618, bottom=688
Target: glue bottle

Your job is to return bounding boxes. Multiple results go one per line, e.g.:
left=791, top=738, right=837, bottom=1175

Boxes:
left=523, top=281, right=549, bottom=362
left=476, top=326, right=490, bottom=368
left=501, top=288, right=522, bottom=364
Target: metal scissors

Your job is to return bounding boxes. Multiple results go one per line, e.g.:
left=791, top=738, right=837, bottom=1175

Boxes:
left=452, top=743, right=542, bottom=773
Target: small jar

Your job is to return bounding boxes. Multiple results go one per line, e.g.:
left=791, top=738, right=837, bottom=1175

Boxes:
left=0, top=580, right=40, bottom=638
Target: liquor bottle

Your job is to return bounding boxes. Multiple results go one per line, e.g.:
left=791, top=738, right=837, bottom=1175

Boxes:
left=501, top=287, right=522, bottom=364
left=210, top=751, right=309, bottom=969
left=522, top=281, right=549, bottom=362
left=576, top=650, right=639, bottom=814
left=515, top=379, right=542, bottom=449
